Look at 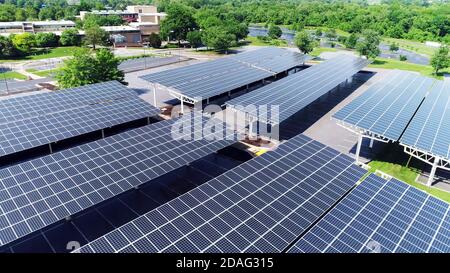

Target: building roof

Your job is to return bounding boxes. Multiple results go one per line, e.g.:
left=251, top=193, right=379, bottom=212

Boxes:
left=129, top=22, right=159, bottom=27
left=100, top=26, right=140, bottom=32
left=0, top=20, right=75, bottom=28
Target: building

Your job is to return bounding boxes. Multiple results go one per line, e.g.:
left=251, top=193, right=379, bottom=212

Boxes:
left=79, top=5, right=166, bottom=25
left=0, top=21, right=75, bottom=35
left=0, top=5, right=165, bottom=47
left=101, top=26, right=142, bottom=47
left=126, top=5, right=158, bottom=13
left=79, top=10, right=139, bottom=22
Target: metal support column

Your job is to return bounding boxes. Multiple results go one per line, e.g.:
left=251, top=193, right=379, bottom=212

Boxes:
left=427, top=156, right=440, bottom=187
left=152, top=84, right=157, bottom=107
left=248, top=119, right=253, bottom=138
left=101, top=129, right=105, bottom=138
left=49, top=143, right=53, bottom=154
left=180, top=97, right=184, bottom=114
left=369, top=138, right=374, bottom=149
left=355, top=134, right=363, bottom=164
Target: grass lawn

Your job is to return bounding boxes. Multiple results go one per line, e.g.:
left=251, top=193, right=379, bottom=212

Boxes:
left=382, top=37, right=438, bottom=57
left=245, top=36, right=288, bottom=47
left=368, top=160, right=450, bottom=203
left=310, top=47, right=338, bottom=57
left=369, top=57, right=449, bottom=79
left=26, top=68, right=60, bottom=77
left=0, top=46, right=77, bottom=62
left=0, top=71, right=27, bottom=80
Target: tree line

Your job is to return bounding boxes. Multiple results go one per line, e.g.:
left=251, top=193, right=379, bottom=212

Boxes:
left=156, top=0, right=448, bottom=44
left=0, top=0, right=156, bottom=21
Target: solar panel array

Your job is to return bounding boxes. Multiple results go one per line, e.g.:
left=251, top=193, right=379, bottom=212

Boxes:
left=400, top=80, right=450, bottom=159
left=119, top=56, right=185, bottom=73
left=140, top=47, right=310, bottom=101
left=0, top=81, right=159, bottom=157
left=289, top=174, right=449, bottom=253
left=333, top=70, right=434, bottom=141
left=76, top=134, right=367, bottom=253
left=227, top=55, right=369, bottom=124
left=0, top=81, right=137, bottom=124
left=0, top=113, right=236, bottom=247
left=229, top=47, right=313, bottom=73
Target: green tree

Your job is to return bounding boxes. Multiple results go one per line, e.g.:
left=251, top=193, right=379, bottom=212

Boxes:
left=24, top=7, right=38, bottom=20
left=11, top=33, right=36, bottom=53
left=202, top=26, right=235, bottom=53
left=0, top=4, right=16, bottom=21
left=60, top=28, right=81, bottom=46
left=35, top=33, right=59, bottom=48
left=84, top=25, right=110, bottom=50
left=325, top=28, right=337, bottom=40
left=268, top=25, right=282, bottom=39
left=57, top=48, right=125, bottom=88
left=84, top=14, right=123, bottom=28
left=160, top=3, right=197, bottom=44
left=356, top=30, right=381, bottom=59
left=430, top=46, right=449, bottom=75
left=226, top=22, right=248, bottom=41
left=389, top=42, right=399, bottom=52
left=344, top=33, right=358, bottom=49
left=15, top=9, right=27, bottom=21
left=315, top=28, right=323, bottom=37
left=94, top=49, right=124, bottom=84
left=38, top=7, right=55, bottom=20
left=0, top=36, right=20, bottom=58
left=147, top=33, right=162, bottom=48
left=294, top=31, right=315, bottom=54
left=187, top=31, right=202, bottom=49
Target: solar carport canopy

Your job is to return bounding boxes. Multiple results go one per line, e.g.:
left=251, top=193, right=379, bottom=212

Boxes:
left=77, top=134, right=367, bottom=253
left=226, top=54, right=369, bottom=124
left=333, top=71, right=434, bottom=141
left=229, top=47, right=312, bottom=73
left=400, top=80, right=450, bottom=159
left=140, top=47, right=310, bottom=102
left=289, top=173, right=450, bottom=253
left=0, top=81, right=160, bottom=157
left=0, top=113, right=236, bottom=247
left=0, top=81, right=138, bottom=124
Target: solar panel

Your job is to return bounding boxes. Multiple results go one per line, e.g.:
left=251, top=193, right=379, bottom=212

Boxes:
left=288, top=173, right=450, bottom=253
left=140, top=47, right=310, bottom=101
left=400, top=80, right=450, bottom=159
left=229, top=47, right=313, bottom=73
left=227, top=55, right=369, bottom=124
left=76, top=134, right=367, bottom=253
left=119, top=56, right=184, bottom=73
left=0, top=113, right=236, bottom=247
left=0, top=97, right=159, bottom=157
left=0, top=81, right=137, bottom=124
left=333, top=70, right=434, bottom=141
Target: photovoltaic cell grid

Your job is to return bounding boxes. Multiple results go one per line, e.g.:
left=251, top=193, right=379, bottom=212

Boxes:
left=119, top=56, right=185, bottom=73
left=140, top=47, right=309, bottom=101
left=0, top=81, right=138, bottom=124
left=0, top=97, right=159, bottom=157
left=76, top=134, right=367, bottom=253
left=400, top=80, right=450, bottom=159
left=0, top=113, right=237, bottom=247
left=226, top=55, right=369, bottom=124
left=333, top=70, right=434, bottom=141
left=288, top=174, right=449, bottom=253
left=229, top=47, right=313, bottom=73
